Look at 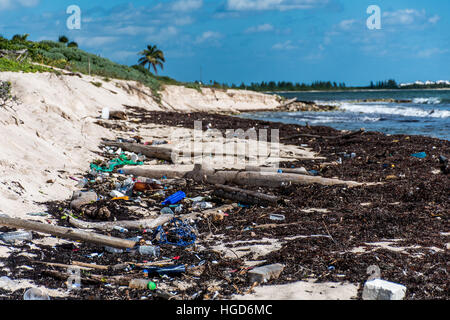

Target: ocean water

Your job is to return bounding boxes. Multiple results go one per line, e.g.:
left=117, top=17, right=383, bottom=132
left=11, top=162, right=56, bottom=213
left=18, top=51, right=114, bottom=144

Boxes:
left=240, top=89, right=450, bottom=141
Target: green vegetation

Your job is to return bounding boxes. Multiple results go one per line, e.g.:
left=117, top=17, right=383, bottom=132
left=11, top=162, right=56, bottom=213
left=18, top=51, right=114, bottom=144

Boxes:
left=0, top=57, right=52, bottom=73
left=0, top=34, right=163, bottom=99
left=0, top=80, right=12, bottom=101
left=90, top=81, right=102, bottom=88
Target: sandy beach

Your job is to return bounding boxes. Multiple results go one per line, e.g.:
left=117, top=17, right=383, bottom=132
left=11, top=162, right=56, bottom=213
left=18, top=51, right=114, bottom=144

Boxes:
left=0, top=72, right=448, bottom=300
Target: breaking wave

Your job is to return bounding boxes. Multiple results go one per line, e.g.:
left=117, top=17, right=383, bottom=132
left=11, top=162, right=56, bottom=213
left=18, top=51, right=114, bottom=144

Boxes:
left=339, top=103, right=450, bottom=118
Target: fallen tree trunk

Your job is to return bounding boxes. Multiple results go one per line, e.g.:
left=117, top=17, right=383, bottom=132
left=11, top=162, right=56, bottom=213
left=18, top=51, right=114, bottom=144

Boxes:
left=186, top=165, right=362, bottom=188
left=213, top=184, right=280, bottom=206
left=245, top=165, right=309, bottom=175
left=68, top=214, right=173, bottom=232
left=126, top=164, right=362, bottom=188
left=102, top=140, right=174, bottom=161
left=0, top=216, right=136, bottom=249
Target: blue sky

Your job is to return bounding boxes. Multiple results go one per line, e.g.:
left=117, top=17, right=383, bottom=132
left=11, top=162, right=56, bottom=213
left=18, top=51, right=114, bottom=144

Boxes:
left=0, top=0, right=448, bottom=86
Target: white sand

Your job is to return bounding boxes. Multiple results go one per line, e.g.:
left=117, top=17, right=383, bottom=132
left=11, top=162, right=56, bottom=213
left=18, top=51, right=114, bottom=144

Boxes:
left=233, top=280, right=359, bottom=300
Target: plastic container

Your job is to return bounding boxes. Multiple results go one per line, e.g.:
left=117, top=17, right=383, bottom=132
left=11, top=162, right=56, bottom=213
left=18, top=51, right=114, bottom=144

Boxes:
left=23, top=288, right=50, bottom=300
left=129, top=279, right=157, bottom=290
left=160, top=207, right=174, bottom=215
left=76, top=178, right=88, bottom=188
left=161, top=191, right=186, bottom=205
left=0, top=231, right=32, bottom=244
left=138, top=245, right=160, bottom=257
left=146, top=265, right=186, bottom=275
left=269, top=214, right=286, bottom=221
left=113, top=226, right=128, bottom=233
left=104, top=246, right=124, bottom=254
left=101, top=107, right=110, bottom=120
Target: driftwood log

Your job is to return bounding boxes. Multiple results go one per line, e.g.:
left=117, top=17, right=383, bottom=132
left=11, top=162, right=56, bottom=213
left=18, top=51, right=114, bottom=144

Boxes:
left=213, top=184, right=280, bottom=206
left=120, top=164, right=362, bottom=188
left=68, top=214, right=173, bottom=232
left=102, top=139, right=174, bottom=161
left=0, top=216, right=136, bottom=249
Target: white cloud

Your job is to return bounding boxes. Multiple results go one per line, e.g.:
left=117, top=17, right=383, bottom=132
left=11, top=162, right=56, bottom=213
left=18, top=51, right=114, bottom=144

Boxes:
left=0, top=0, right=39, bottom=10
left=245, top=23, right=274, bottom=33
left=227, top=0, right=329, bottom=11
left=417, top=48, right=448, bottom=58
left=338, top=19, right=357, bottom=31
left=195, top=31, right=222, bottom=44
left=272, top=40, right=297, bottom=50
left=383, top=9, right=440, bottom=27
left=170, top=0, right=203, bottom=12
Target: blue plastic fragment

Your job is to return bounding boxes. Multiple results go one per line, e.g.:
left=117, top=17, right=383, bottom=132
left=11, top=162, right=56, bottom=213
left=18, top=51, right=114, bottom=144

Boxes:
left=411, top=152, right=427, bottom=159
left=308, top=170, right=319, bottom=176
left=161, top=191, right=186, bottom=205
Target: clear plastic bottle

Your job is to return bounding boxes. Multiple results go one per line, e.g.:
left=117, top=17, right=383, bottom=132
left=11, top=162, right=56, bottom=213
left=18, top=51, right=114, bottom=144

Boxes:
left=138, top=245, right=160, bottom=257
left=0, top=231, right=32, bottom=244
left=129, top=279, right=157, bottom=290
left=104, top=246, right=124, bottom=254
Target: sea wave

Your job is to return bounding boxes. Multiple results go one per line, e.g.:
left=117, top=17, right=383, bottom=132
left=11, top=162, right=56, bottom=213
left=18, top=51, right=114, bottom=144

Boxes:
left=288, top=114, right=381, bottom=124
left=339, top=103, right=450, bottom=118
left=412, top=97, right=442, bottom=104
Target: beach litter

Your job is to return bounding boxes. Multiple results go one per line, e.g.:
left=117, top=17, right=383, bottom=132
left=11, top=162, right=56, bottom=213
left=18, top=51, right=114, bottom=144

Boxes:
left=411, top=152, right=427, bottom=159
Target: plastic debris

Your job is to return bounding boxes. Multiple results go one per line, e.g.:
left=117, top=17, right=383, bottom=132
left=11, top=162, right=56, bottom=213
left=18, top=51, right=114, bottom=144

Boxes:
left=0, top=231, right=33, bottom=244
left=0, top=276, right=17, bottom=291
left=90, top=153, right=143, bottom=173
left=161, top=191, right=186, bottom=206
left=129, top=279, right=157, bottom=290
left=154, top=218, right=196, bottom=247
left=411, top=152, right=427, bottom=159
left=23, top=288, right=50, bottom=300
left=137, top=245, right=160, bottom=257
left=160, top=207, right=174, bottom=215
left=269, top=214, right=286, bottom=221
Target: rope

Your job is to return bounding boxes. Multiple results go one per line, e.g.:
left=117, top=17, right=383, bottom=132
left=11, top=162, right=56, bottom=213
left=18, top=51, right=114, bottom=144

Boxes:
left=154, top=218, right=196, bottom=247
left=90, top=153, right=143, bottom=173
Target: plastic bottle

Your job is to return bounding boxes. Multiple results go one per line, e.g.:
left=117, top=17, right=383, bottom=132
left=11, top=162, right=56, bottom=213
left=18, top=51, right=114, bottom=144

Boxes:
left=113, top=226, right=128, bottom=233
left=160, top=207, right=174, bottom=215
left=138, top=245, right=160, bottom=257
left=129, top=279, right=157, bottom=290
left=76, top=178, right=88, bottom=188
left=0, top=231, right=32, bottom=244
left=104, top=246, right=124, bottom=254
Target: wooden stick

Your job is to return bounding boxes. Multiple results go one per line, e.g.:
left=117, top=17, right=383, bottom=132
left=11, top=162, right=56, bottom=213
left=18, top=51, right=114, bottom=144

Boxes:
left=33, top=261, right=93, bottom=271
left=68, top=214, right=173, bottom=232
left=72, top=261, right=109, bottom=270
left=0, top=216, right=136, bottom=249
left=213, top=184, right=280, bottom=206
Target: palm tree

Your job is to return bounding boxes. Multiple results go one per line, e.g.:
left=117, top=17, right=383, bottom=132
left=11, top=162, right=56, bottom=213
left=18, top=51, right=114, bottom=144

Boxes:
left=138, top=45, right=165, bottom=75
left=67, top=41, right=78, bottom=48
left=59, top=35, right=69, bottom=44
